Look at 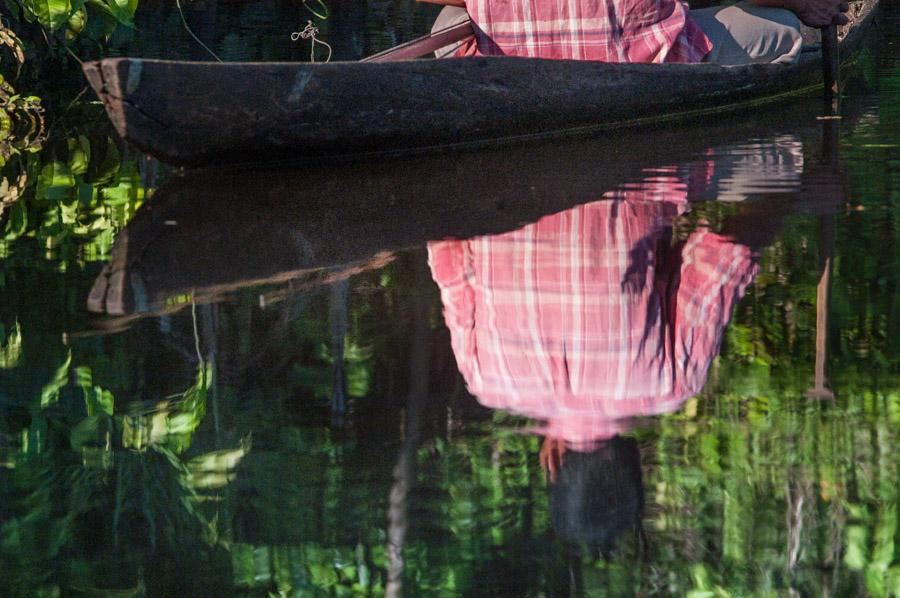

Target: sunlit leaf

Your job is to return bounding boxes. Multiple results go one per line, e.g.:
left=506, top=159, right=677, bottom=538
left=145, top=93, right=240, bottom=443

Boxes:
left=0, top=107, right=12, bottom=144
left=2, top=200, right=28, bottom=241
left=21, top=0, right=73, bottom=30
left=40, top=351, right=72, bottom=409
left=887, top=565, right=900, bottom=598
left=100, top=180, right=134, bottom=204
left=187, top=438, right=251, bottom=490
left=86, top=387, right=114, bottom=416
left=66, top=5, right=86, bottom=37
left=36, top=161, right=75, bottom=201
left=845, top=525, right=870, bottom=571
left=0, top=320, right=22, bottom=369
left=103, top=0, right=137, bottom=25
left=67, top=135, right=90, bottom=176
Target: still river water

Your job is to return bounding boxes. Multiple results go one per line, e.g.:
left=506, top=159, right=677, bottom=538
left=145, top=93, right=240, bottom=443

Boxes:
left=1, top=2, right=899, bottom=596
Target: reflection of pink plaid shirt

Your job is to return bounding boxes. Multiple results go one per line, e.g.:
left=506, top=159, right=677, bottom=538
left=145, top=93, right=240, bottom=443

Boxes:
left=460, top=0, right=712, bottom=63
left=428, top=197, right=756, bottom=446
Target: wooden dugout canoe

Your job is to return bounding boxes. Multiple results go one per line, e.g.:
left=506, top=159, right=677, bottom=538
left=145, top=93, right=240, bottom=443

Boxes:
left=82, top=0, right=877, bottom=166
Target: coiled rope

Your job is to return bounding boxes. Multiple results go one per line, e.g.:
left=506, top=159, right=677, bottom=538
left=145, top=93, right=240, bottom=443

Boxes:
left=291, top=20, right=333, bottom=63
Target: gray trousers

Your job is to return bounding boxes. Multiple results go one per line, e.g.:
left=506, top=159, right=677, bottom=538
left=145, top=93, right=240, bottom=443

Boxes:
left=433, top=2, right=803, bottom=65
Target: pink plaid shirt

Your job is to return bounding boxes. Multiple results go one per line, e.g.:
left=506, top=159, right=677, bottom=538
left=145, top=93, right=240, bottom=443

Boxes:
left=428, top=194, right=756, bottom=446
left=460, top=0, right=712, bottom=63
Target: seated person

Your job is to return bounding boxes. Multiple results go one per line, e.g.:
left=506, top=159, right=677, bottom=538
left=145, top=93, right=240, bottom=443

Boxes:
left=420, top=0, right=849, bottom=65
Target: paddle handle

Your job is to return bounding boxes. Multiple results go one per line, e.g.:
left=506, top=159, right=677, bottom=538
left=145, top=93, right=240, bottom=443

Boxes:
left=821, top=24, right=839, bottom=113
left=362, top=19, right=474, bottom=62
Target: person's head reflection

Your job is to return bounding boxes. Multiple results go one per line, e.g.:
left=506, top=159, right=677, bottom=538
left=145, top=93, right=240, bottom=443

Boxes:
left=426, top=156, right=794, bottom=555
left=545, top=436, right=643, bottom=559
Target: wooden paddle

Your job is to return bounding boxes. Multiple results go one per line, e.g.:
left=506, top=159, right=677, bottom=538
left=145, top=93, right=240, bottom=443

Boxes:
left=821, top=24, right=840, bottom=113
left=362, top=19, right=475, bottom=62
left=805, top=60, right=842, bottom=401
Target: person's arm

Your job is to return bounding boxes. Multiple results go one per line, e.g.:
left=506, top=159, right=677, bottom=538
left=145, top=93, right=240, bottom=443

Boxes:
left=417, top=0, right=466, bottom=6
left=753, top=0, right=849, bottom=27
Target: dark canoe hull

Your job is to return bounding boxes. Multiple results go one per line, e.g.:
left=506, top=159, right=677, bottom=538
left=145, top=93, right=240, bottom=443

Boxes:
left=82, top=0, right=877, bottom=166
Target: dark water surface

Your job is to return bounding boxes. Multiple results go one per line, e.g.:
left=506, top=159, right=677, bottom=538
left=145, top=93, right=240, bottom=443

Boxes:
left=1, top=4, right=899, bottom=597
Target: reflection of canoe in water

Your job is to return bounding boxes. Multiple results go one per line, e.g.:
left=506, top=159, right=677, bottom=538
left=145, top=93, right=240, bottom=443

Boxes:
left=85, top=101, right=849, bottom=321
left=81, top=0, right=877, bottom=166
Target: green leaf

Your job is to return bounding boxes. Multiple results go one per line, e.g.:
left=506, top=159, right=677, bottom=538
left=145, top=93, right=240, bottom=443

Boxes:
left=36, top=161, right=75, bottom=201
left=887, top=565, right=900, bottom=598
left=96, top=388, right=114, bottom=415
left=66, top=1, right=86, bottom=37
left=689, top=564, right=716, bottom=594
left=3, top=200, right=28, bottom=241
left=74, top=364, right=93, bottom=388
left=67, top=135, right=91, bottom=175
left=87, top=0, right=135, bottom=26
left=0, top=107, right=12, bottom=145
left=105, top=0, right=137, bottom=25
left=83, top=3, right=120, bottom=38
left=0, top=320, right=22, bottom=369
left=100, top=180, right=134, bottom=204
left=865, top=567, right=886, bottom=598
left=22, top=0, right=73, bottom=30
left=845, top=525, right=870, bottom=571
left=40, top=351, right=72, bottom=409
left=85, top=136, right=120, bottom=184
left=83, top=386, right=114, bottom=416
left=309, top=563, right=338, bottom=587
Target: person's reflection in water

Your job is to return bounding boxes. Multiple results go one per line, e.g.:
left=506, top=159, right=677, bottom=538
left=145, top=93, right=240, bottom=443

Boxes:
left=429, top=193, right=759, bottom=446
left=428, top=150, right=799, bottom=556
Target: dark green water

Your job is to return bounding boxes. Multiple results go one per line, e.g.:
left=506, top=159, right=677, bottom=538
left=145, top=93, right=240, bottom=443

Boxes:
left=1, top=4, right=899, bottom=597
